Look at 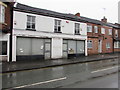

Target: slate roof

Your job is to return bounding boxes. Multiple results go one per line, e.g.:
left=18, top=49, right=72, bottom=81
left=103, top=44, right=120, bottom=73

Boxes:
left=14, top=3, right=120, bottom=29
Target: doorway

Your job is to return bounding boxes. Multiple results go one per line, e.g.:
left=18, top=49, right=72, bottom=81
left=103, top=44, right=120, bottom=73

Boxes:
left=98, top=40, right=102, bottom=53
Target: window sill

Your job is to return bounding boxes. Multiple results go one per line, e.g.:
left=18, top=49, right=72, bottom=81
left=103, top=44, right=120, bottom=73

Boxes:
left=88, top=48, right=93, bottom=49
left=26, top=28, right=36, bottom=31
left=54, top=31, right=62, bottom=33
left=0, top=22, right=7, bottom=25
left=0, top=2, right=7, bottom=7
left=75, top=33, right=81, bottom=35
left=0, top=55, right=7, bottom=56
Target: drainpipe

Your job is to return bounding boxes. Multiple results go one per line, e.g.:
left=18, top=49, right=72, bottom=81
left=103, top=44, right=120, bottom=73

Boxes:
left=9, top=4, right=13, bottom=62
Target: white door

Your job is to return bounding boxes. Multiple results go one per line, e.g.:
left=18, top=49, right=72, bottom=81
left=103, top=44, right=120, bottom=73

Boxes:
left=98, top=40, right=102, bottom=53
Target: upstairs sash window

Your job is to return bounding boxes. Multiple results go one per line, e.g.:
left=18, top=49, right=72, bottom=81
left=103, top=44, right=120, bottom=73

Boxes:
left=54, top=20, right=61, bottom=33
left=75, top=23, right=80, bottom=34
left=0, top=4, right=5, bottom=23
left=27, top=15, right=36, bottom=30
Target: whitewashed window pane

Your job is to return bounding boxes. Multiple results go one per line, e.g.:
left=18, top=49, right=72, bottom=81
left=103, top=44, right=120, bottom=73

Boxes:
left=87, top=25, right=92, bottom=32
left=0, top=5, right=5, bottom=23
left=27, top=15, right=36, bottom=29
left=94, top=26, right=98, bottom=33
left=101, top=28, right=105, bottom=34
left=87, top=40, right=92, bottom=48
left=109, top=29, right=112, bottom=35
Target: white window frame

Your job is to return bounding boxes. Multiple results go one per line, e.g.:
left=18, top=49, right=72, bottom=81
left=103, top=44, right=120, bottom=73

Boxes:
left=26, top=15, right=36, bottom=30
left=115, top=30, right=118, bottom=37
left=108, top=29, right=112, bottom=35
left=75, top=23, right=80, bottom=34
left=0, top=41, right=7, bottom=55
left=87, top=40, right=92, bottom=48
left=101, top=28, right=105, bottom=34
left=54, top=19, right=61, bottom=33
left=94, top=26, right=98, bottom=33
left=114, top=41, right=119, bottom=48
left=87, top=25, right=92, bottom=32
left=0, top=4, right=5, bottom=23
left=119, top=41, right=120, bottom=48
left=106, top=43, right=110, bottom=48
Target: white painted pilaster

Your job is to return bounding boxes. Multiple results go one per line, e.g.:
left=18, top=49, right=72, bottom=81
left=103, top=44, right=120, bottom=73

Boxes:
left=52, top=38, right=62, bottom=59
left=7, top=34, right=10, bottom=62
left=85, top=39, right=88, bottom=56
left=12, top=35, right=17, bottom=62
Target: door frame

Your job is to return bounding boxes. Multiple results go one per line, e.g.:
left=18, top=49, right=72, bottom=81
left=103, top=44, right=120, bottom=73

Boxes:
left=44, top=39, right=51, bottom=60
left=63, top=39, right=68, bottom=58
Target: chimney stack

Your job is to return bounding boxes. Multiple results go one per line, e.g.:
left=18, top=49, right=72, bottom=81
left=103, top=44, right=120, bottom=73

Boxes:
left=101, top=16, right=107, bottom=23
left=75, top=13, right=80, bottom=17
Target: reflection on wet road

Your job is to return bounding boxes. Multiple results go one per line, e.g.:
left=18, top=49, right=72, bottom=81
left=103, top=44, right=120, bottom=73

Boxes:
left=61, top=72, right=118, bottom=88
left=2, top=58, right=118, bottom=89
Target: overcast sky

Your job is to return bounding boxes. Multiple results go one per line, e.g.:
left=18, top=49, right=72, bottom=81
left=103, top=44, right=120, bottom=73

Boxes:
left=17, top=0, right=119, bottom=23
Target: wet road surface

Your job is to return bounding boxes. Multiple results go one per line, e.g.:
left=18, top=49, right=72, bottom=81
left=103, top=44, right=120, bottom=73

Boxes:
left=2, top=58, right=118, bottom=89
left=61, top=72, right=118, bottom=88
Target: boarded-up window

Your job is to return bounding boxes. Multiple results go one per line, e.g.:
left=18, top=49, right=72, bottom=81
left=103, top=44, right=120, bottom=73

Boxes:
left=87, top=40, right=92, bottom=48
left=0, top=41, right=7, bottom=55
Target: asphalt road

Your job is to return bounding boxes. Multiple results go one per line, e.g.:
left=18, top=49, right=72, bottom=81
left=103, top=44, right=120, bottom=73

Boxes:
left=1, top=58, right=118, bottom=89
left=61, top=72, right=118, bottom=88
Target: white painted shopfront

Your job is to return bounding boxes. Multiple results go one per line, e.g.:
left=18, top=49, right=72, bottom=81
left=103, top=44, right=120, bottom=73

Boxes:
left=11, top=3, right=87, bottom=62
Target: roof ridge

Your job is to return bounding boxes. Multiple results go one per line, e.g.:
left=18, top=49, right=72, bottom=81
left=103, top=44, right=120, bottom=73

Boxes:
left=14, top=3, right=118, bottom=28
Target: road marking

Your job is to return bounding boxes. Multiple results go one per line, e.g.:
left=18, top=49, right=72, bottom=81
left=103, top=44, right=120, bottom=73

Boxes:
left=91, top=66, right=118, bottom=73
left=10, top=77, right=67, bottom=89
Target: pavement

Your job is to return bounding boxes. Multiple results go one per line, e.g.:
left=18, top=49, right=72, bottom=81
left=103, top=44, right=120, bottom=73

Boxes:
left=1, top=53, right=120, bottom=73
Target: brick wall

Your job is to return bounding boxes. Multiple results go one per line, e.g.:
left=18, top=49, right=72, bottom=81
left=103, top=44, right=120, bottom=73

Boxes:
left=0, top=2, right=14, bottom=33
left=113, top=27, right=120, bottom=52
left=87, top=38, right=99, bottom=55
left=87, top=23, right=114, bottom=55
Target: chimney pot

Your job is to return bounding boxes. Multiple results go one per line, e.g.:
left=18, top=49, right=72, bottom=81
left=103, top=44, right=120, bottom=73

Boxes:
left=75, top=13, right=80, bottom=17
left=101, top=16, right=107, bottom=23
